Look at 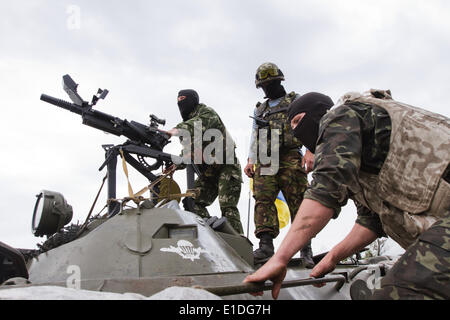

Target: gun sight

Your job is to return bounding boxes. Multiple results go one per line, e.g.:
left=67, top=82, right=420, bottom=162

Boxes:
left=150, top=114, right=166, bottom=127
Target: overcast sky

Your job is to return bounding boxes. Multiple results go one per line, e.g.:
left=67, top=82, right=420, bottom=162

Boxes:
left=1, top=0, right=449, bottom=257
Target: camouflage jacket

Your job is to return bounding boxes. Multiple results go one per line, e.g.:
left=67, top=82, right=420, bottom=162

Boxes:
left=305, top=90, right=450, bottom=247
left=254, top=92, right=303, bottom=154
left=175, top=104, right=240, bottom=175
left=304, top=99, right=392, bottom=237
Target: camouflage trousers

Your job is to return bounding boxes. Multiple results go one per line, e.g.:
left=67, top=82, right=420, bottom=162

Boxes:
left=253, top=149, right=308, bottom=238
left=372, top=211, right=450, bottom=300
left=193, top=163, right=244, bottom=234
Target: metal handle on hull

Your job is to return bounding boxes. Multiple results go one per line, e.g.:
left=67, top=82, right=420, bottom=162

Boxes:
left=200, top=274, right=347, bottom=297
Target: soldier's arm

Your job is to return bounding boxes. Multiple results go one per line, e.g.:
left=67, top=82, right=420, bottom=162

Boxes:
left=310, top=223, right=378, bottom=282
left=245, top=109, right=258, bottom=177
left=244, top=198, right=334, bottom=299
left=164, top=128, right=180, bottom=137
left=303, top=105, right=364, bottom=216
left=175, top=118, right=197, bottom=137
left=172, top=118, right=200, bottom=164
left=248, top=108, right=258, bottom=163
left=354, top=201, right=386, bottom=238
left=177, top=107, right=225, bottom=135
left=176, top=107, right=225, bottom=164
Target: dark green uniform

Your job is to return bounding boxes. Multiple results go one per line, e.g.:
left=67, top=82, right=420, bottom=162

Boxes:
left=254, top=149, right=308, bottom=237
left=176, top=104, right=244, bottom=234
left=305, top=101, right=450, bottom=300
left=252, top=92, right=308, bottom=238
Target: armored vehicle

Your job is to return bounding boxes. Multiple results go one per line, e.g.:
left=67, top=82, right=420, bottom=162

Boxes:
left=0, top=76, right=396, bottom=300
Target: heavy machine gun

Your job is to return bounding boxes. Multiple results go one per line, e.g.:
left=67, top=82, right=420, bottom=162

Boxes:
left=40, top=74, right=170, bottom=151
left=40, top=75, right=199, bottom=216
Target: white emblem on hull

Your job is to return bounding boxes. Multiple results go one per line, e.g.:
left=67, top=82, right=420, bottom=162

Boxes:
left=160, top=240, right=207, bottom=261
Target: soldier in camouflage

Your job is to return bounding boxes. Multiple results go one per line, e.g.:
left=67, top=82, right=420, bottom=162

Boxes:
left=165, top=89, right=244, bottom=234
left=244, top=90, right=449, bottom=300
left=244, top=63, right=315, bottom=266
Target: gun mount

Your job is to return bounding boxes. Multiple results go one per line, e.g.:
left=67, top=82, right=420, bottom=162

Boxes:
left=40, top=75, right=199, bottom=216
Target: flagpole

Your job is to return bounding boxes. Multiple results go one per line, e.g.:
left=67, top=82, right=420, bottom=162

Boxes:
left=247, top=187, right=251, bottom=239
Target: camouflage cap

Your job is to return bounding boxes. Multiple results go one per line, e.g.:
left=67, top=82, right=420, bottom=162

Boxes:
left=255, top=62, right=285, bottom=88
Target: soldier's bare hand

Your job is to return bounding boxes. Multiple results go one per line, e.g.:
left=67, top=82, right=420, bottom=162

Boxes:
left=164, top=128, right=179, bottom=137
left=163, top=164, right=176, bottom=174
left=302, top=149, right=315, bottom=173
left=309, top=253, right=337, bottom=288
left=243, top=257, right=287, bottom=300
left=244, top=162, right=255, bottom=178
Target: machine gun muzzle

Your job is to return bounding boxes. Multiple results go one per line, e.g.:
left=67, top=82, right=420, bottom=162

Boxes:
left=40, top=94, right=85, bottom=115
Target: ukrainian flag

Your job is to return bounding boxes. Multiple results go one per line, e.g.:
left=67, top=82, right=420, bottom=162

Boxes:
left=250, top=179, right=290, bottom=229
left=275, top=191, right=290, bottom=229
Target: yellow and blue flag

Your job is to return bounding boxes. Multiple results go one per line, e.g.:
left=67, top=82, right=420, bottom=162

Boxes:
left=250, top=178, right=290, bottom=229
left=275, top=191, right=290, bottom=229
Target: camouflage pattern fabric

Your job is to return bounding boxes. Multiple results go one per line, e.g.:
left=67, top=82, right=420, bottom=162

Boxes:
left=176, top=103, right=237, bottom=163
left=253, top=149, right=308, bottom=238
left=255, top=62, right=285, bottom=88
left=304, top=95, right=450, bottom=299
left=304, top=102, right=392, bottom=224
left=175, top=104, right=244, bottom=234
left=193, top=163, right=244, bottom=234
left=321, top=91, right=450, bottom=248
left=341, top=90, right=450, bottom=214
left=255, top=92, right=302, bottom=154
left=371, top=210, right=450, bottom=300
left=354, top=201, right=386, bottom=238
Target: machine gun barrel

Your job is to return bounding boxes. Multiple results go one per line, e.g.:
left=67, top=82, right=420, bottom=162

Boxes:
left=40, top=94, right=84, bottom=115
left=40, top=93, right=169, bottom=150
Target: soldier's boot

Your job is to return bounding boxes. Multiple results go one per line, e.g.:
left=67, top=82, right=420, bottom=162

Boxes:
left=253, top=232, right=274, bottom=265
left=301, top=242, right=315, bottom=269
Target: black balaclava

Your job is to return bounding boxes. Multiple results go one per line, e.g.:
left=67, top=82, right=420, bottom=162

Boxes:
left=261, top=80, right=287, bottom=100
left=178, top=89, right=200, bottom=121
left=287, top=92, right=334, bottom=153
